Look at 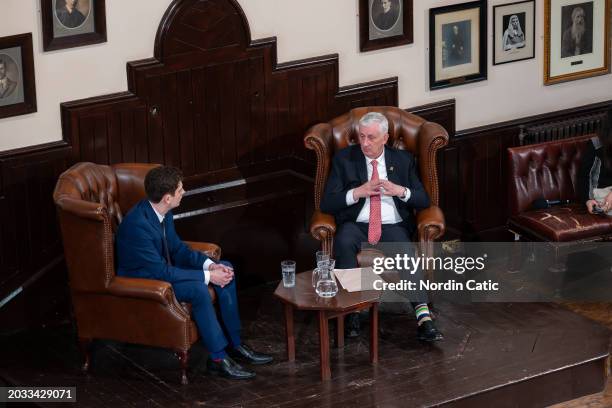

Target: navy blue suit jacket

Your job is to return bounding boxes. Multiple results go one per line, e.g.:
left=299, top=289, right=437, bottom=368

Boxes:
left=320, top=145, right=430, bottom=236
left=116, top=200, right=210, bottom=284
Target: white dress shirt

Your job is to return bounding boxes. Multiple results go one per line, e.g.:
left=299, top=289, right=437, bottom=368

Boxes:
left=345, top=150, right=411, bottom=224
left=150, top=202, right=213, bottom=284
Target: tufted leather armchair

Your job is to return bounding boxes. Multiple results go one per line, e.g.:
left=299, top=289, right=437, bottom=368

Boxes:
left=53, top=162, right=220, bottom=385
left=304, top=106, right=449, bottom=264
left=508, top=135, right=612, bottom=242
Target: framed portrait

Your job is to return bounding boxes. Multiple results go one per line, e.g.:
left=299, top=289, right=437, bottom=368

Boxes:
left=359, top=0, right=414, bottom=52
left=41, top=0, right=107, bottom=51
left=544, top=0, right=611, bottom=85
left=0, top=33, right=36, bottom=120
left=429, top=1, right=487, bottom=90
left=493, top=1, right=536, bottom=65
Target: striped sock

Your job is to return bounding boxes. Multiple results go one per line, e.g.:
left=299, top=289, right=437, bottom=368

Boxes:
left=414, top=303, right=432, bottom=326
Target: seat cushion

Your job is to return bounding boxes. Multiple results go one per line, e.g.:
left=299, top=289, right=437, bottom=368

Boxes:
left=509, top=204, right=612, bottom=242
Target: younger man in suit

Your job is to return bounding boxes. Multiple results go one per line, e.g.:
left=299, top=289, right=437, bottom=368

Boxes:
left=320, top=112, right=443, bottom=342
left=116, top=166, right=272, bottom=379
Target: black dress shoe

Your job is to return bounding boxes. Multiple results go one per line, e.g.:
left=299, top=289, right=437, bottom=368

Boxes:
left=207, top=356, right=256, bottom=379
left=417, top=320, right=444, bottom=342
left=346, top=313, right=361, bottom=338
left=228, top=344, right=273, bottom=365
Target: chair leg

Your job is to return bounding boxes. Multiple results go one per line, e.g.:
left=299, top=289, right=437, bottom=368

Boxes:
left=78, top=338, right=92, bottom=373
left=176, top=350, right=189, bottom=385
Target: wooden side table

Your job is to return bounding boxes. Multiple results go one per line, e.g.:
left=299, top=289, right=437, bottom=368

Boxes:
left=274, top=271, right=381, bottom=381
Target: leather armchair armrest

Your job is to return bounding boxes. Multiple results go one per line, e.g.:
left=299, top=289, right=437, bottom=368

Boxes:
left=304, top=123, right=333, bottom=153
left=107, top=277, right=173, bottom=306
left=54, top=196, right=107, bottom=221
left=310, top=210, right=336, bottom=241
left=184, top=241, right=221, bottom=262
left=417, top=205, right=445, bottom=242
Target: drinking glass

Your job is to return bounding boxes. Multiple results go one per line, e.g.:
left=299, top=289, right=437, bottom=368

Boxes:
left=281, top=260, right=296, bottom=288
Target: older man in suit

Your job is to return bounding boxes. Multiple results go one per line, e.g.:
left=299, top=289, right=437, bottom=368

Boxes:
left=320, top=112, right=443, bottom=342
left=116, top=166, right=272, bottom=380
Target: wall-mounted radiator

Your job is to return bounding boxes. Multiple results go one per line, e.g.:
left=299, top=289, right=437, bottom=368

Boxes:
left=519, top=112, right=609, bottom=145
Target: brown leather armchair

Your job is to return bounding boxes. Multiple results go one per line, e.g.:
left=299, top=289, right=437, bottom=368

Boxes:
left=53, top=162, right=220, bottom=385
left=304, top=106, right=449, bottom=264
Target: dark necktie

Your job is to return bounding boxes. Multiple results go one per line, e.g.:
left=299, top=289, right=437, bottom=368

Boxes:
left=161, top=219, right=172, bottom=265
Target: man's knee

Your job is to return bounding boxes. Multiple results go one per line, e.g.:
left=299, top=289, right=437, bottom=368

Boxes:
left=190, top=283, right=213, bottom=306
left=335, top=223, right=362, bottom=253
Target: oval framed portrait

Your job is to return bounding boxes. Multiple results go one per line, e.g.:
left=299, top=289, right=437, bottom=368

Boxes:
left=370, top=0, right=402, bottom=32
left=0, top=54, right=20, bottom=100
left=54, top=0, right=92, bottom=30
left=42, top=0, right=106, bottom=51
left=0, top=33, right=36, bottom=119
left=360, top=0, right=412, bottom=52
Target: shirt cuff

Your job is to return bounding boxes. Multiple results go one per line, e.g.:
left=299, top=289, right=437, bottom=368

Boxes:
left=203, top=258, right=215, bottom=285
left=346, top=189, right=358, bottom=205
left=400, top=187, right=411, bottom=202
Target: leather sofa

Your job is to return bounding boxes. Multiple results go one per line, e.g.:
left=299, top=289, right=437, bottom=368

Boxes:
left=53, top=162, right=220, bottom=384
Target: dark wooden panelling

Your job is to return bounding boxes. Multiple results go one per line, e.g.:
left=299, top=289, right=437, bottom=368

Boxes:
left=0, top=0, right=398, bottom=331
left=0, top=143, right=70, bottom=333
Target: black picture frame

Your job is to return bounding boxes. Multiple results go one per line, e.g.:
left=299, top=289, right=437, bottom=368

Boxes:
left=0, top=33, right=37, bottom=120
left=360, top=0, right=414, bottom=52
left=41, top=0, right=107, bottom=51
left=429, top=1, right=487, bottom=90
left=493, top=0, right=536, bottom=65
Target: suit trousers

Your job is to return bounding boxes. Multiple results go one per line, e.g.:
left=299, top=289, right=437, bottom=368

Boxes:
left=172, top=260, right=241, bottom=354
left=334, top=222, right=428, bottom=303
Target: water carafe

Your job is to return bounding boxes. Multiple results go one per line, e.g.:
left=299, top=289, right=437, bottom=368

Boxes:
left=315, top=265, right=338, bottom=298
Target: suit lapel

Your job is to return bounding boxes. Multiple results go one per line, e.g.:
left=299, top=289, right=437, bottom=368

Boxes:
left=351, top=146, right=368, bottom=183
left=384, top=147, right=401, bottom=185
left=142, top=200, right=164, bottom=237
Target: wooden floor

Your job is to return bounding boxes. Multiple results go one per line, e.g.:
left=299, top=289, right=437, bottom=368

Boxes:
left=549, top=303, right=612, bottom=408
left=0, top=285, right=609, bottom=408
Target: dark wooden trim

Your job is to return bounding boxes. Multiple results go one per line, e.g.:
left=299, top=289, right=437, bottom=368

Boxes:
left=457, top=99, right=612, bottom=138
left=406, top=98, right=456, bottom=138
left=0, top=140, right=69, bottom=160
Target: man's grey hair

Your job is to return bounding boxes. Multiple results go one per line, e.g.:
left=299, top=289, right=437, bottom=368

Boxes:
left=359, top=112, right=389, bottom=134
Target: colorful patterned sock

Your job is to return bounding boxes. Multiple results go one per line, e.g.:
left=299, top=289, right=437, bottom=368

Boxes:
left=414, top=303, right=432, bottom=326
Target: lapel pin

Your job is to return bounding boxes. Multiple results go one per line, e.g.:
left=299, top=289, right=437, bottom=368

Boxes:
left=389, top=166, right=394, bottom=172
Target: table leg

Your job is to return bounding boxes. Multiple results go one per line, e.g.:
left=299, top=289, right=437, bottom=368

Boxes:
left=336, top=315, right=345, bottom=349
left=319, top=310, right=331, bottom=381
left=284, top=303, right=295, bottom=362
left=370, top=303, right=379, bottom=364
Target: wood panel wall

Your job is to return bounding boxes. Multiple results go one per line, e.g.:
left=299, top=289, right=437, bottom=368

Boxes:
left=1, top=0, right=611, bottom=330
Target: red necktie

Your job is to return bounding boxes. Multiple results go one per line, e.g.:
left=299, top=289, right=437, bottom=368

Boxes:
left=368, top=160, right=382, bottom=245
